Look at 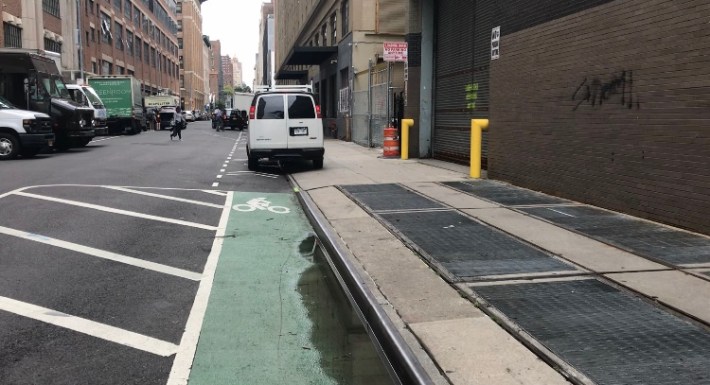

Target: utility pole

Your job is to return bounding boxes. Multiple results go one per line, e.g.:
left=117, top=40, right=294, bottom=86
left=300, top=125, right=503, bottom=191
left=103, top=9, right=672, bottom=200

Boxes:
left=75, top=0, right=84, bottom=82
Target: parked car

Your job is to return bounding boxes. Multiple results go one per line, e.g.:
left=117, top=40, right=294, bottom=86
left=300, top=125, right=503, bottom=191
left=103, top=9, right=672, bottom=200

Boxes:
left=247, top=85, right=324, bottom=170
left=0, top=95, right=54, bottom=160
left=184, top=111, right=195, bottom=122
left=228, top=109, right=247, bottom=130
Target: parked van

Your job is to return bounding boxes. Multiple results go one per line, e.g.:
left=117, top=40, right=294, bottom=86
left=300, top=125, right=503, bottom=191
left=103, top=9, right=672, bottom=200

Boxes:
left=0, top=95, right=54, bottom=160
left=247, top=85, right=324, bottom=170
left=66, top=84, right=108, bottom=135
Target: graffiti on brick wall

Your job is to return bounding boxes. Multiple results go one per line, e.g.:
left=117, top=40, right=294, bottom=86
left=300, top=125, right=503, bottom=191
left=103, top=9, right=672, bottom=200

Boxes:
left=466, top=83, right=479, bottom=110
left=572, top=70, right=640, bottom=111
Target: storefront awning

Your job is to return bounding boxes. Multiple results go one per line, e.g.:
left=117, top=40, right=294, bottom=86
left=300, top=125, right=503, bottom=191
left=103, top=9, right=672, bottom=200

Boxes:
left=284, top=46, right=338, bottom=66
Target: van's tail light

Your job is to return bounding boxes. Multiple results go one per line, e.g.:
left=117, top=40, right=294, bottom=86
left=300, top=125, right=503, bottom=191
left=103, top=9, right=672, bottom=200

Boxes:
left=249, top=106, right=255, bottom=119
left=315, top=105, right=322, bottom=118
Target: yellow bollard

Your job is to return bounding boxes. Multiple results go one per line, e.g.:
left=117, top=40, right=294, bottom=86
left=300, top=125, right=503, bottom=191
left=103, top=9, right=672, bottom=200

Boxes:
left=470, top=119, right=489, bottom=178
left=401, top=119, right=414, bottom=160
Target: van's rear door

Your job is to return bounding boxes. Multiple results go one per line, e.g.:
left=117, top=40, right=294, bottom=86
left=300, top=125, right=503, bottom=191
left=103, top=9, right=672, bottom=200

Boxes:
left=286, top=94, right=322, bottom=149
left=251, top=94, right=287, bottom=150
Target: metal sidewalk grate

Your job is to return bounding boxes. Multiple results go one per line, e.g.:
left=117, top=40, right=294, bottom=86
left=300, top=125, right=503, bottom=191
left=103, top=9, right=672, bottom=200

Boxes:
left=340, top=184, right=446, bottom=212
left=521, top=206, right=710, bottom=266
left=473, top=279, right=710, bottom=385
left=378, top=210, right=575, bottom=280
left=443, top=180, right=569, bottom=206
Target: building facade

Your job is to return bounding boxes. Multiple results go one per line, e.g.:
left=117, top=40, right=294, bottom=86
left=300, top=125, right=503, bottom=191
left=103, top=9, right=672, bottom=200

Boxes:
left=0, top=0, right=78, bottom=78
left=254, top=2, right=274, bottom=87
left=74, top=0, right=180, bottom=95
left=221, top=55, right=232, bottom=89
left=208, top=39, right=221, bottom=104
left=177, top=0, right=207, bottom=111
left=274, top=0, right=410, bottom=143
left=231, top=56, right=242, bottom=87
left=202, top=35, right=211, bottom=108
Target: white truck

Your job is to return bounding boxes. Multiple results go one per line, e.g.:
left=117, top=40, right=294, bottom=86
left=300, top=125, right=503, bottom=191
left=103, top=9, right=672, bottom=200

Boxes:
left=232, top=92, right=254, bottom=113
left=66, top=84, right=109, bottom=135
left=0, top=95, right=54, bottom=160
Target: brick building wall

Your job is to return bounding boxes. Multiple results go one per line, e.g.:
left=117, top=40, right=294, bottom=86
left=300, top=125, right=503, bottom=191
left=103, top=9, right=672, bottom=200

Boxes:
left=488, top=0, right=710, bottom=234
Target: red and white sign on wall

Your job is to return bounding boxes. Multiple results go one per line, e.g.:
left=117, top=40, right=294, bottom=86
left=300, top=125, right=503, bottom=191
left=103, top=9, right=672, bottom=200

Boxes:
left=383, top=42, right=408, bottom=62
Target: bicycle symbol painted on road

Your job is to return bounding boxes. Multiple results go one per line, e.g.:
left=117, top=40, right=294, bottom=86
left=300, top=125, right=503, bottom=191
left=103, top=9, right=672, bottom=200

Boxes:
left=232, top=197, right=290, bottom=214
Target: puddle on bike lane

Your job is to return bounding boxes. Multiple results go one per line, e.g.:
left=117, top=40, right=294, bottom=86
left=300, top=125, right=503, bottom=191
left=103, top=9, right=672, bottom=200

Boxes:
left=188, top=192, right=393, bottom=385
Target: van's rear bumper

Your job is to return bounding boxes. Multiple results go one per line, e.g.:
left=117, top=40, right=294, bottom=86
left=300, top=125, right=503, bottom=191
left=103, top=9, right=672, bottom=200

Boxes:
left=250, top=148, right=324, bottom=160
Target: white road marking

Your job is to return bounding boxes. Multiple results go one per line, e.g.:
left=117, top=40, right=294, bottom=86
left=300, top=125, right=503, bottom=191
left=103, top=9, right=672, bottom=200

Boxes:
left=547, top=208, right=575, bottom=217
left=202, top=190, right=225, bottom=196
left=0, top=296, right=179, bottom=357
left=216, top=175, right=223, bottom=179
left=220, top=169, right=225, bottom=172
left=14, top=192, right=218, bottom=231
left=103, top=186, right=224, bottom=208
left=167, top=192, right=233, bottom=385
left=211, top=183, right=219, bottom=187
left=0, top=226, right=202, bottom=281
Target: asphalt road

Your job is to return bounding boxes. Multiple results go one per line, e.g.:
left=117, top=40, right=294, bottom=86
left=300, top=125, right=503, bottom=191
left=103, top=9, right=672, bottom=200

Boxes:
left=0, top=121, right=314, bottom=384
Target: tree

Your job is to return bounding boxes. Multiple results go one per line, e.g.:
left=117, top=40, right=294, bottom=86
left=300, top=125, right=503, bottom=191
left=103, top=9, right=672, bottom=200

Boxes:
left=235, top=84, right=252, bottom=93
left=222, top=84, right=234, bottom=96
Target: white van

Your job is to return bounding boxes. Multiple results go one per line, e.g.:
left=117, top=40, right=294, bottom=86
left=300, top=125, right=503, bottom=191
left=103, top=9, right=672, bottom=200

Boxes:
left=247, top=85, right=324, bottom=170
left=66, top=84, right=108, bottom=135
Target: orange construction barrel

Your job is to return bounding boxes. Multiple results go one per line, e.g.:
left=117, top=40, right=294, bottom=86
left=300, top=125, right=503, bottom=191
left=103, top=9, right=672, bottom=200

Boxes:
left=383, top=125, right=400, bottom=157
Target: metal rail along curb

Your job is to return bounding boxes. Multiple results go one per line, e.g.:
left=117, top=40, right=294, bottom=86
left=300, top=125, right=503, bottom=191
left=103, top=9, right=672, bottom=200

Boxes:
left=289, top=176, right=435, bottom=385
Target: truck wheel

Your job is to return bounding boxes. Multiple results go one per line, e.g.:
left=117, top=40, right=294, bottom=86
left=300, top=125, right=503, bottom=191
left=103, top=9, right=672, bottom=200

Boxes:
left=247, top=156, right=258, bottom=171
left=313, top=157, right=323, bottom=170
left=0, top=133, right=19, bottom=160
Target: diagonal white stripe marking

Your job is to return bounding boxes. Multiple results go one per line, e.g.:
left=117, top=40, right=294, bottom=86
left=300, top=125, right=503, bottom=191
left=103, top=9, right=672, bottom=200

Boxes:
left=547, top=208, right=575, bottom=217
left=14, top=192, right=218, bottom=231
left=201, top=190, right=226, bottom=197
left=167, top=191, right=233, bottom=385
left=103, top=186, right=224, bottom=209
left=0, top=226, right=202, bottom=281
left=0, top=296, right=179, bottom=357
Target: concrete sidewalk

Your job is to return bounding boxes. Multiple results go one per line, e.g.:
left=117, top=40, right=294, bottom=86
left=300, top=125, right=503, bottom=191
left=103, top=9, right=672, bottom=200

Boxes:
left=291, top=139, right=710, bottom=385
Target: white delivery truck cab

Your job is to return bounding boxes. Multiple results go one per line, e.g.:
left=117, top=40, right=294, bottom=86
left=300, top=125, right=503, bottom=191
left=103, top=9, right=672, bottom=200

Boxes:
left=66, top=84, right=109, bottom=135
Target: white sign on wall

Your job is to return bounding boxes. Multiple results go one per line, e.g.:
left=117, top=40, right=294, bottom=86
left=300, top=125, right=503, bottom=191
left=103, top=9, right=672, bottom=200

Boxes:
left=383, top=42, right=408, bottom=62
left=491, top=26, right=501, bottom=60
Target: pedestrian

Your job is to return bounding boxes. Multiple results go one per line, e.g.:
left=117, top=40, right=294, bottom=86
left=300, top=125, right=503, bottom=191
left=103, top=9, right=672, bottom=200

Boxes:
left=146, top=108, right=156, bottom=131
left=214, top=107, right=224, bottom=131
left=155, top=108, right=162, bottom=131
left=170, top=106, right=186, bottom=141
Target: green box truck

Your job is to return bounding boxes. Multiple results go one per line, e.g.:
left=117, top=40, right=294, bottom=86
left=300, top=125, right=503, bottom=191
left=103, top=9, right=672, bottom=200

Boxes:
left=87, top=76, right=144, bottom=135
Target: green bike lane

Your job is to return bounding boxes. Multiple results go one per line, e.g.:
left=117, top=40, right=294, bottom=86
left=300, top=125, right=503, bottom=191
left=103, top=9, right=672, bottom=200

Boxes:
left=185, top=191, right=390, bottom=385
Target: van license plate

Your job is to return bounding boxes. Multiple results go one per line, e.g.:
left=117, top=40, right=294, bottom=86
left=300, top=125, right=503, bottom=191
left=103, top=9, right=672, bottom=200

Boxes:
left=291, top=127, right=308, bottom=136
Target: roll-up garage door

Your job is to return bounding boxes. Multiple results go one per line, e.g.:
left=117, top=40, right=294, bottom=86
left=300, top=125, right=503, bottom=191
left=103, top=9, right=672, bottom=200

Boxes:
left=434, top=0, right=492, bottom=166
left=433, top=0, right=616, bottom=166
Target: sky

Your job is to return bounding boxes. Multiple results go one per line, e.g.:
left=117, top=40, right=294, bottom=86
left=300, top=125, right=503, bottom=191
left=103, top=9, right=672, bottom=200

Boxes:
left=201, top=0, right=270, bottom=87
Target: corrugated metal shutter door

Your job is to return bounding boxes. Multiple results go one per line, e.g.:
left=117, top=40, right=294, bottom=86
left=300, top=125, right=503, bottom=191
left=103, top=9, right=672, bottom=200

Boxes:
left=434, top=0, right=491, bottom=165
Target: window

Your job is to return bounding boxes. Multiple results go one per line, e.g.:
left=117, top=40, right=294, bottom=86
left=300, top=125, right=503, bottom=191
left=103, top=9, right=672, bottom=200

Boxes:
left=113, top=0, right=121, bottom=12
left=124, top=0, right=131, bottom=18
left=256, top=95, right=285, bottom=119
left=144, top=42, right=150, bottom=64
left=90, top=27, right=96, bottom=42
left=341, top=0, right=349, bottom=35
left=288, top=96, right=316, bottom=119
left=151, top=47, right=156, bottom=67
left=117, top=65, right=125, bottom=75
left=314, top=33, right=319, bottom=47
left=43, top=0, right=60, bottom=17
left=128, top=69, right=134, bottom=76
left=114, top=22, right=123, bottom=50
left=178, top=38, right=182, bottom=50
left=136, top=37, right=142, bottom=59
left=101, top=60, right=112, bottom=75
left=3, top=23, right=22, bottom=48
left=85, top=31, right=90, bottom=46
left=44, top=38, right=62, bottom=53
left=92, top=61, right=98, bottom=74
left=133, top=6, right=141, bottom=28
left=177, top=20, right=182, bottom=32
left=126, top=30, right=134, bottom=55
left=321, top=25, right=327, bottom=46
left=331, top=13, right=337, bottom=44
left=100, top=12, right=112, bottom=44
